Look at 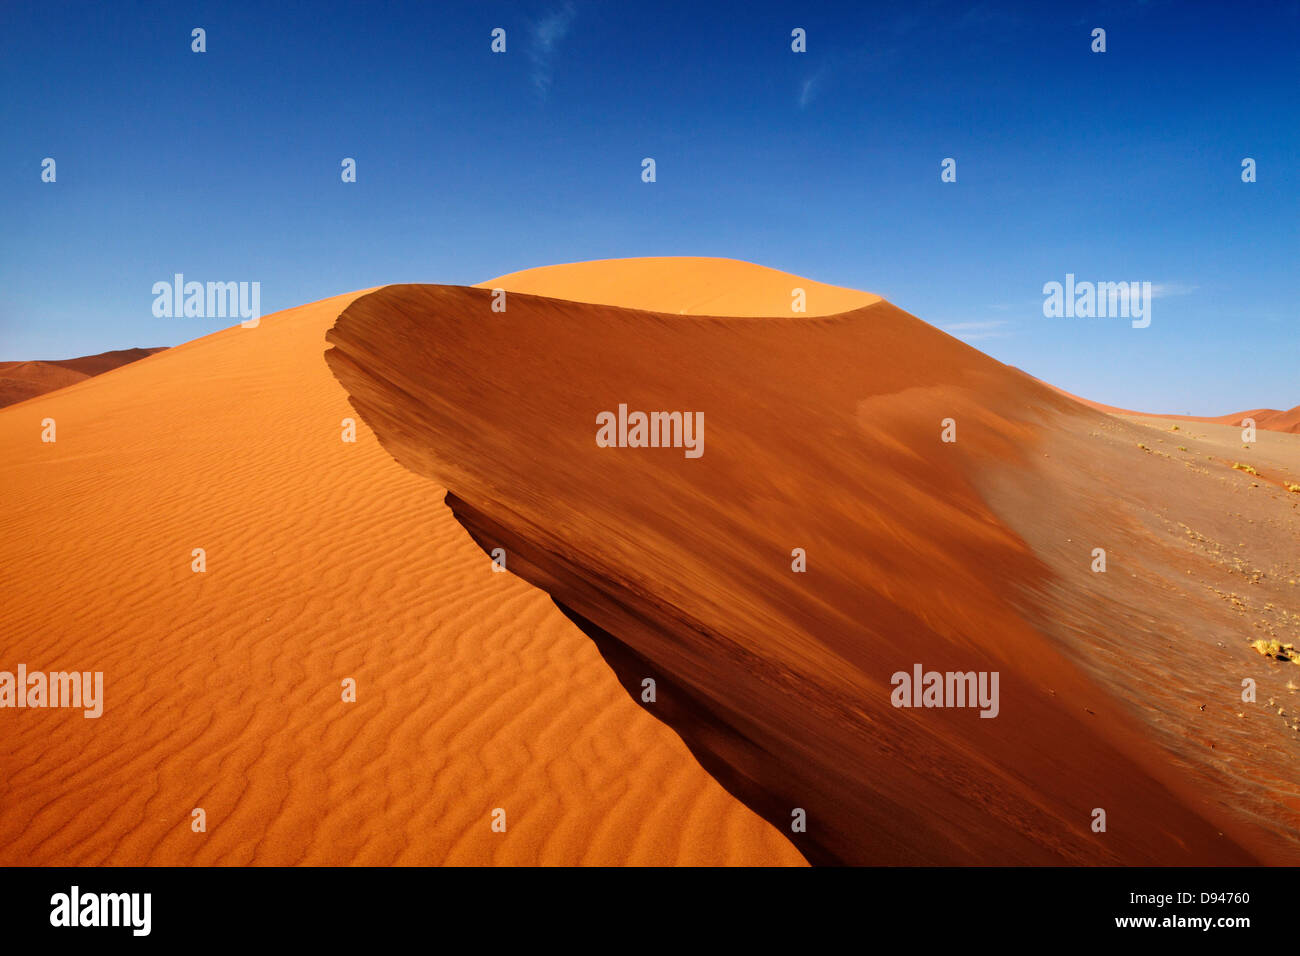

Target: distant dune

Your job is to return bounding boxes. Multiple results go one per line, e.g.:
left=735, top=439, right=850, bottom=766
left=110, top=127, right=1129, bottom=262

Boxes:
left=0, top=347, right=164, bottom=408
left=327, top=259, right=1300, bottom=865
left=1163, top=406, right=1300, bottom=435
left=3, top=258, right=1297, bottom=866
left=1044, top=381, right=1300, bottom=436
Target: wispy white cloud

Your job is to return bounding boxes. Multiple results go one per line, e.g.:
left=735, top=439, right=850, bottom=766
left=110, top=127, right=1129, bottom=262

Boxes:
left=942, top=320, right=1009, bottom=331
left=798, top=67, right=828, bottom=109
left=940, top=319, right=1012, bottom=341
left=1149, top=281, right=1198, bottom=298
left=529, top=3, right=576, bottom=95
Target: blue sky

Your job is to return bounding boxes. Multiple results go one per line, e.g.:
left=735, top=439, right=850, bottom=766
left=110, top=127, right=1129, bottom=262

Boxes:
left=2, top=0, right=1297, bottom=414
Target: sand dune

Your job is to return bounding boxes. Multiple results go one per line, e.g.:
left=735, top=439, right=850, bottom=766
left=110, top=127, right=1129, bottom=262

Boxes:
left=0, top=361, right=86, bottom=408
left=0, top=287, right=802, bottom=866
left=1146, top=405, right=1300, bottom=435
left=328, top=265, right=1300, bottom=865
left=0, top=347, right=164, bottom=409
left=1194, top=406, right=1300, bottom=435
left=1045, top=381, right=1300, bottom=436
left=4, top=257, right=1296, bottom=866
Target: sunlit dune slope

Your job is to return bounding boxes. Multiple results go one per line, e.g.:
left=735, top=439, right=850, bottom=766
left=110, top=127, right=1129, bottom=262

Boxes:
left=328, top=273, right=1300, bottom=865
left=0, top=290, right=801, bottom=866
left=478, top=256, right=879, bottom=316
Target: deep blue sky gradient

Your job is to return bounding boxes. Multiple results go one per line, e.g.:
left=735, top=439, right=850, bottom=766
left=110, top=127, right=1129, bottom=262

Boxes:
left=2, top=0, right=1297, bottom=413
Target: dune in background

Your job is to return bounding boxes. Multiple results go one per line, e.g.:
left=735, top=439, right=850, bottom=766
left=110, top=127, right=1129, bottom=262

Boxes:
left=1142, top=405, right=1300, bottom=435
left=1045, top=381, right=1300, bottom=436
left=0, top=347, right=165, bottom=409
left=0, top=283, right=803, bottom=865
left=328, top=260, right=1300, bottom=865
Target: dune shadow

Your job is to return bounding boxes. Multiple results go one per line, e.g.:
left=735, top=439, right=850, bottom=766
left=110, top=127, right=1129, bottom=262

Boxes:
left=546, top=599, right=825, bottom=866
left=443, top=489, right=827, bottom=865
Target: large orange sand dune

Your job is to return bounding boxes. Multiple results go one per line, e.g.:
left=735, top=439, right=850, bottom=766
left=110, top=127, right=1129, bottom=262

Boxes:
left=3, top=257, right=1298, bottom=866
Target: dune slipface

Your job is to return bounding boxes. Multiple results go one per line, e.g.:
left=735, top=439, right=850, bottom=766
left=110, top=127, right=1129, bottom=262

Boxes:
left=326, top=276, right=1298, bottom=866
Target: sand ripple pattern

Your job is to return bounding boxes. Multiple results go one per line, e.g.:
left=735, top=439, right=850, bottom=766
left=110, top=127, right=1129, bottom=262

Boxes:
left=0, top=291, right=802, bottom=866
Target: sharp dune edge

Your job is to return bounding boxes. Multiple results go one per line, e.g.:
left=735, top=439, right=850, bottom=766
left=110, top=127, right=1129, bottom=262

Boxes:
left=3, top=258, right=1297, bottom=866
left=327, top=259, right=1300, bottom=866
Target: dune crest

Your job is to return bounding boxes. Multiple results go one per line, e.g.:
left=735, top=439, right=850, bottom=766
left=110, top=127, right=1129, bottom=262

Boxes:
left=477, top=256, right=879, bottom=316
left=327, top=269, right=1299, bottom=865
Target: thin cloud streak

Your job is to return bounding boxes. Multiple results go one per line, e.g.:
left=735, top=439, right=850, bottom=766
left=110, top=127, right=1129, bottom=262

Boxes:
left=529, top=3, right=577, bottom=95
left=940, top=319, right=1013, bottom=342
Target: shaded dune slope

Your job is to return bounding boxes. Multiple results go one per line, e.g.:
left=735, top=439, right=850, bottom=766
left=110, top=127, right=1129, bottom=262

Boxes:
left=326, top=281, right=1285, bottom=865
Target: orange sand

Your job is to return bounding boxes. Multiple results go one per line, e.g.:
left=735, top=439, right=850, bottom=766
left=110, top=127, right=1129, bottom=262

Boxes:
left=0, top=284, right=803, bottom=865
left=4, top=257, right=1297, bottom=866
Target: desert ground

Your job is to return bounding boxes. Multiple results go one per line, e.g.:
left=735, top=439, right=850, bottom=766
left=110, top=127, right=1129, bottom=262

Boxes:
left=2, top=258, right=1297, bottom=865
